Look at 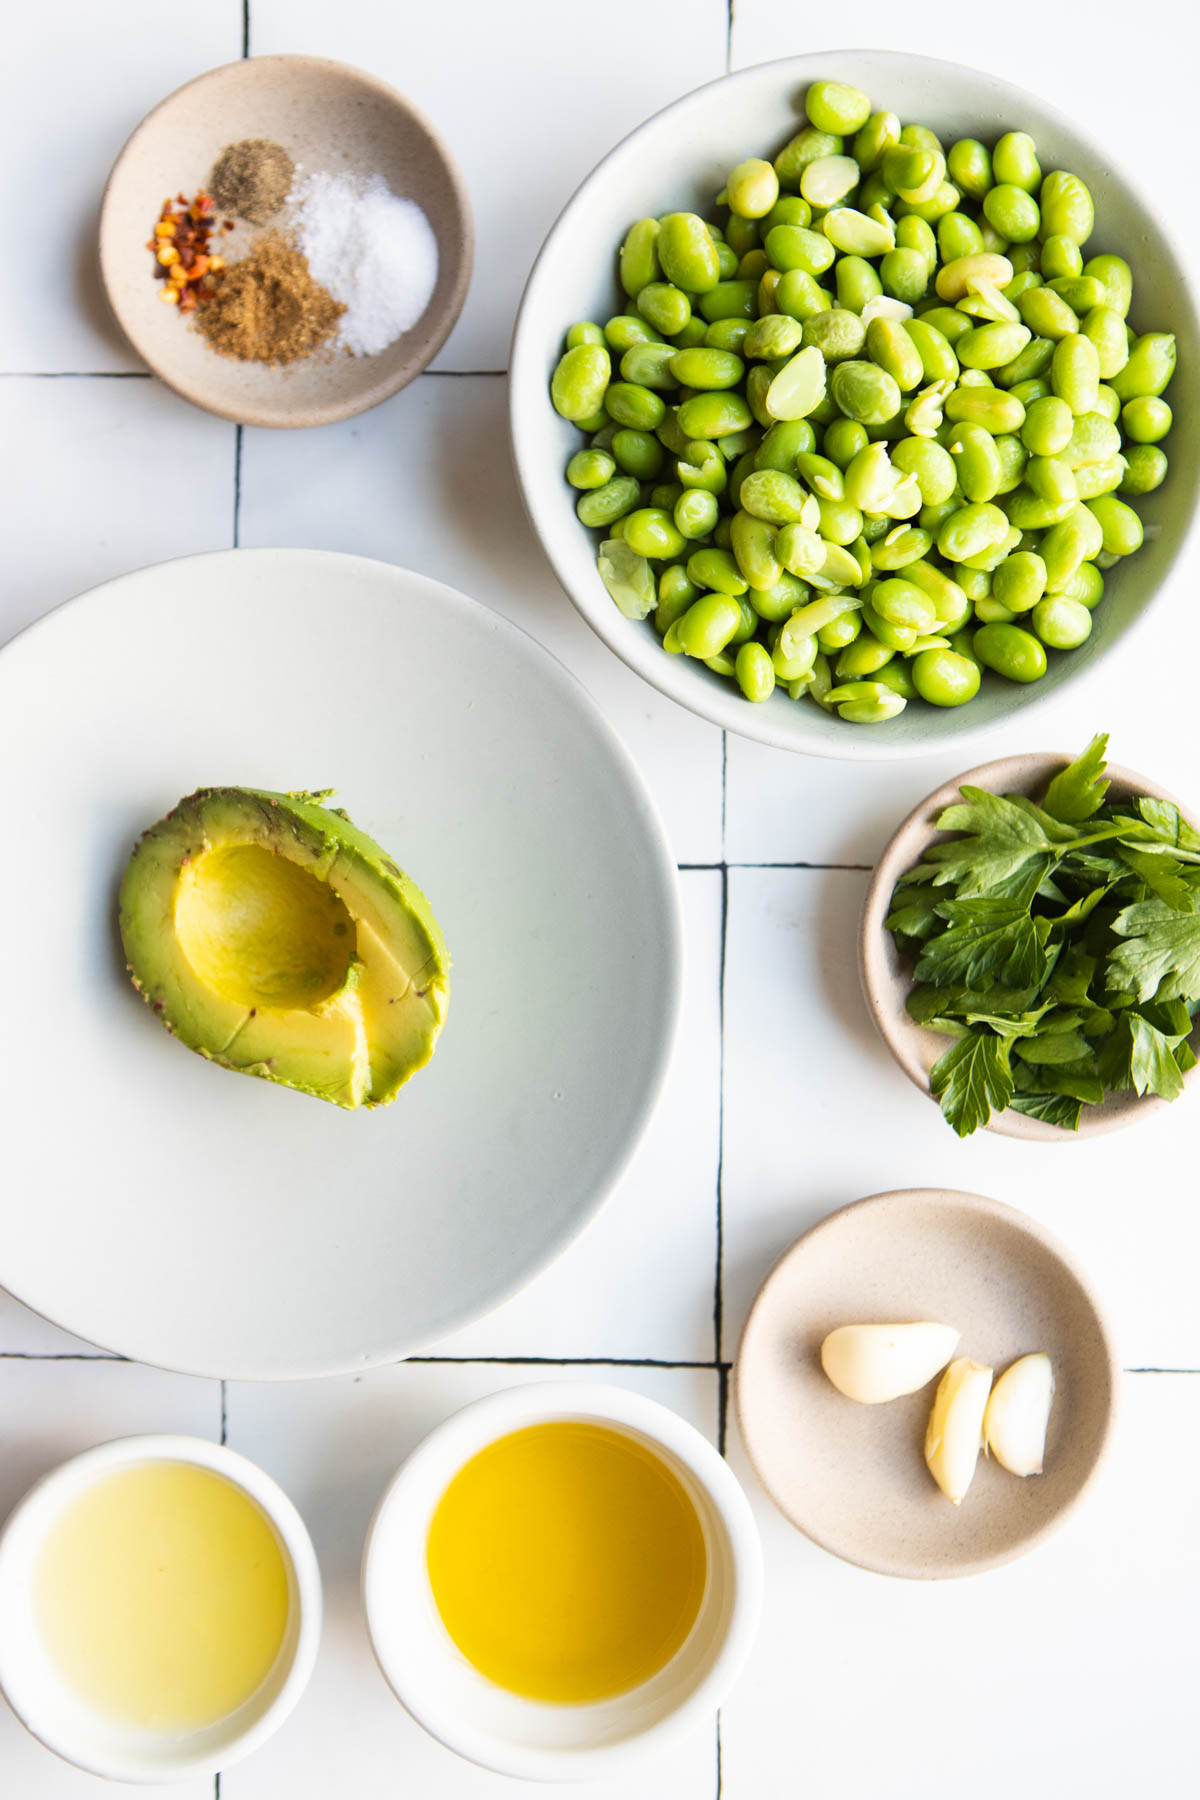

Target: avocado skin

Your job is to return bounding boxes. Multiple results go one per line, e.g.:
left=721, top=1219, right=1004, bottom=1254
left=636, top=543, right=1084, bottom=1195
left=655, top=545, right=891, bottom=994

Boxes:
left=119, top=787, right=449, bottom=1109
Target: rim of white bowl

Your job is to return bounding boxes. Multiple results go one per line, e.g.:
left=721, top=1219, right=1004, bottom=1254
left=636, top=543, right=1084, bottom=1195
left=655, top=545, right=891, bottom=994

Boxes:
left=361, top=1381, right=763, bottom=1782
left=0, top=1435, right=323, bottom=1783
left=510, top=49, right=1200, bottom=761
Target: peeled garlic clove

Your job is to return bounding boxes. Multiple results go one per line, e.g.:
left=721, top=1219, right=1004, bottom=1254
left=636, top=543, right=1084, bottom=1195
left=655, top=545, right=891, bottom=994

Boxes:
left=924, top=1357, right=993, bottom=1504
left=820, top=1322, right=960, bottom=1404
left=983, top=1353, right=1055, bottom=1477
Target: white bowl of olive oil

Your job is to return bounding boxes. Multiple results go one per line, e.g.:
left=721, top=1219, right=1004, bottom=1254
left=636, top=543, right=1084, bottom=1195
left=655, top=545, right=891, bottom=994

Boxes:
left=0, top=1435, right=322, bottom=1783
left=361, top=1381, right=763, bottom=1781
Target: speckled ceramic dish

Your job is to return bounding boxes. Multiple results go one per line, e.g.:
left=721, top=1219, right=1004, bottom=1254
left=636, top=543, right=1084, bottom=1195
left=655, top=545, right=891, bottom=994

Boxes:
left=859, top=751, right=1200, bottom=1142
left=735, top=1188, right=1119, bottom=1580
left=99, top=55, right=472, bottom=428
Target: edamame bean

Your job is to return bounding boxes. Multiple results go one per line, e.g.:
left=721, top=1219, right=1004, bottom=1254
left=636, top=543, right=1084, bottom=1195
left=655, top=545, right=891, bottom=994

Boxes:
left=1110, top=333, right=1177, bottom=401
left=730, top=510, right=784, bottom=589
left=606, top=381, right=667, bottom=430
left=973, top=621, right=1047, bottom=681
left=892, top=435, right=958, bottom=505
left=947, top=422, right=1003, bottom=502
left=937, top=212, right=984, bottom=264
left=1051, top=334, right=1101, bottom=415
left=734, top=640, right=776, bottom=700
left=567, top=448, right=616, bottom=490
left=1021, top=394, right=1074, bottom=456
left=853, top=109, right=901, bottom=172
left=1026, top=454, right=1077, bottom=507
left=657, top=213, right=720, bottom=293
left=739, top=470, right=813, bottom=524
left=636, top=282, right=692, bottom=336
left=803, top=308, right=868, bottom=362
left=993, top=131, right=1041, bottom=192
left=754, top=418, right=817, bottom=473
left=984, top=184, right=1040, bottom=243
left=1032, top=595, right=1092, bottom=648
left=1121, top=445, right=1168, bottom=496
left=686, top=546, right=747, bottom=595
left=698, top=281, right=758, bottom=323
left=765, top=224, right=837, bottom=275
left=834, top=256, right=882, bottom=313
left=619, top=219, right=661, bottom=298
left=831, top=359, right=903, bottom=424
left=623, top=507, right=686, bottom=560
left=612, top=429, right=666, bottom=480
left=1039, top=170, right=1095, bottom=245
left=879, top=247, right=930, bottom=304
left=1083, top=253, right=1133, bottom=317
left=576, top=474, right=641, bottom=528
left=676, top=390, right=753, bottom=439
left=675, top=488, right=721, bottom=539
left=944, top=387, right=1026, bottom=433
left=1072, top=456, right=1127, bottom=500
left=621, top=342, right=680, bottom=389
left=1061, top=411, right=1122, bottom=468
left=806, top=79, right=872, bottom=135
left=992, top=550, right=1047, bottom=613
left=675, top=592, right=743, bottom=657
left=937, top=501, right=1010, bottom=562
left=1088, top=494, right=1144, bottom=555
left=1122, top=396, right=1172, bottom=443
left=822, top=416, right=870, bottom=467
left=671, top=347, right=745, bottom=389
left=727, top=158, right=780, bottom=219
left=947, top=138, right=993, bottom=199
left=958, top=321, right=1032, bottom=370
left=1046, top=275, right=1104, bottom=316
left=866, top=317, right=925, bottom=390
left=913, top=647, right=981, bottom=705
left=1040, top=236, right=1082, bottom=281
left=551, top=343, right=611, bottom=421
left=1017, top=285, right=1079, bottom=340
left=822, top=208, right=896, bottom=257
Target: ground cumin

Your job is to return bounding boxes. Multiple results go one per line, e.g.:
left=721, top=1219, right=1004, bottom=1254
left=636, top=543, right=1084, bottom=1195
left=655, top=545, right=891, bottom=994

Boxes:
left=194, top=233, right=344, bottom=365
left=209, top=138, right=295, bottom=225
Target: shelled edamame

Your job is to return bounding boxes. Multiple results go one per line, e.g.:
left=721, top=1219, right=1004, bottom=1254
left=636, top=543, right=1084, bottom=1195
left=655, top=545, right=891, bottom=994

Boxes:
left=549, top=80, right=1177, bottom=724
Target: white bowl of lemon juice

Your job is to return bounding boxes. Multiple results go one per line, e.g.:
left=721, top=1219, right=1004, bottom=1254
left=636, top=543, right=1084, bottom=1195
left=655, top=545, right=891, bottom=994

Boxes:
left=361, top=1381, right=763, bottom=1781
left=0, top=1435, right=322, bottom=1783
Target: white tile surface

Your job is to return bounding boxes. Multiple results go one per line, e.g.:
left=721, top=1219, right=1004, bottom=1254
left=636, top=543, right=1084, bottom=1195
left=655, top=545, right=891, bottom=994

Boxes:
left=720, top=1372, right=1199, bottom=1800
left=222, top=1363, right=719, bottom=1799
left=2, top=5, right=1198, bottom=1796
left=1, top=2, right=243, bottom=372
left=721, top=867, right=1200, bottom=1371
left=237, top=371, right=725, bottom=864
left=0, top=1360, right=220, bottom=1798
left=433, top=872, right=721, bottom=1361
left=248, top=0, right=730, bottom=371
left=0, top=377, right=234, bottom=646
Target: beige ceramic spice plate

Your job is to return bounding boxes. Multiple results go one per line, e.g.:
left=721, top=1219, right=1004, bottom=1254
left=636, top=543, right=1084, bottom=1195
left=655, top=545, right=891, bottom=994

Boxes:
left=735, top=1189, right=1119, bottom=1579
left=99, top=56, right=472, bottom=427
left=859, top=753, right=1200, bottom=1142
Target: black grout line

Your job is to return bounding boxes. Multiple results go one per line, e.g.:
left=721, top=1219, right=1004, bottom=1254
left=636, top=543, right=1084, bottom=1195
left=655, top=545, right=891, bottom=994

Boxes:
left=714, top=864, right=728, bottom=1372
left=679, top=861, right=874, bottom=872
left=0, top=370, right=152, bottom=379
left=0, top=1351, right=126, bottom=1361
left=220, top=1380, right=228, bottom=1444
left=232, top=425, right=243, bottom=547
left=725, top=0, right=734, bottom=73
left=426, top=367, right=507, bottom=377
left=404, top=1355, right=730, bottom=1370
left=716, top=1711, right=724, bottom=1800
left=241, top=0, right=249, bottom=58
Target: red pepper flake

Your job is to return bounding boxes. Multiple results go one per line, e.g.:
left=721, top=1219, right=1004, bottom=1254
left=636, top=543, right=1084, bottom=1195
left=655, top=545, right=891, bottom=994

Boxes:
left=148, top=191, right=230, bottom=314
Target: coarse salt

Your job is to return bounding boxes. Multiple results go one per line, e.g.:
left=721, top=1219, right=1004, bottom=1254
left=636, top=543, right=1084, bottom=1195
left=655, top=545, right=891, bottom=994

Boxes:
left=290, top=171, right=439, bottom=357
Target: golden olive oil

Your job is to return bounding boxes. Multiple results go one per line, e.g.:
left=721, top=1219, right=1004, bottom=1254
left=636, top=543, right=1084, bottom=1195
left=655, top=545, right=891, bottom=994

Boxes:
left=36, top=1462, right=290, bottom=1732
left=426, top=1422, right=707, bottom=1704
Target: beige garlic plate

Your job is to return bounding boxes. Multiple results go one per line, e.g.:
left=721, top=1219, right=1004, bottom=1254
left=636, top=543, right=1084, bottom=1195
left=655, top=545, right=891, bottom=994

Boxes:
left=99, top=55, right=473, bottom=427
left=735, top=1189, right=1119, bottom=1579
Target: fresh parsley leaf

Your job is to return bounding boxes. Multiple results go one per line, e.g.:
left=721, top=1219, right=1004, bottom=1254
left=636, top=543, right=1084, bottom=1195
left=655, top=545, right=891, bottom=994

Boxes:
left=1095, top=1012, right=1186, bottom=1100
left=1008, top=1091, right=1084, bottom=1130
left=1014, top=1029, right=1093, bottom=1065
left=1108, top=899, right=1200, bottom=1003
left=1114, top=846, right=1196, bottom=911
left=1042, top=734, right=1110, bottom=822
left=930, top=1029, right=1014, bottom=1137
left=1137, top=796, right=1200, bottom=855
left=906, top=982, right=1043, bottom=1023
left=915, top=899, right=1048, bottom=990
left=885, top=880, right=942, bottom=943
left=923, top=788, right=1062, bottom=896
left=1045, top=947, right=1097, bottom=1009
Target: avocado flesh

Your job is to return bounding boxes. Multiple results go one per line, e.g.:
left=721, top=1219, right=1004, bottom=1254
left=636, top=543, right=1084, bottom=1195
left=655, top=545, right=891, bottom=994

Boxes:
left=119, top=788, right=449, bottom=1109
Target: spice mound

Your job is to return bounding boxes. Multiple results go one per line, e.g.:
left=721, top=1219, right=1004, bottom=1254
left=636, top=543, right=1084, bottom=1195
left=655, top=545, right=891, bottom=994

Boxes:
left=194, top=233, right=343, bottom=366
left=209, top=138, right=295, bottom=226
left=291, top=171, right=439, bottom=357
left=149, top=192, right=227, bottom=313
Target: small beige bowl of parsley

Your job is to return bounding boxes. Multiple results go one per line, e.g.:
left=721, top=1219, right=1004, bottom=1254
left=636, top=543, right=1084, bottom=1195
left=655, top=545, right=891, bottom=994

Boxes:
left=860, top=735, right=1200, bottom=1139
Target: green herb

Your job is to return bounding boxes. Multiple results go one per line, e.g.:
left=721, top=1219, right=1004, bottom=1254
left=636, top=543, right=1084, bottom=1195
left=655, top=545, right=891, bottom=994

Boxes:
left=888, top=735, right=1200, bottom=1136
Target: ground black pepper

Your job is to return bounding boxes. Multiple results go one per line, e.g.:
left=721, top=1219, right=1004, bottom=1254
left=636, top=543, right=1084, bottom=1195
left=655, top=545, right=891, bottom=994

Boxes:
left=208, top=138, right=295, bottom=226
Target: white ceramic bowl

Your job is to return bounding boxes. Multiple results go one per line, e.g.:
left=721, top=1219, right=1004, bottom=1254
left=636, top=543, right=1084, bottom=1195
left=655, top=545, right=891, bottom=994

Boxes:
left=510, top=50, right=1200, bottom=760
left=0, top=1436, right=322, bottom=1784
left=361, top=1382, right=762, bottom=1781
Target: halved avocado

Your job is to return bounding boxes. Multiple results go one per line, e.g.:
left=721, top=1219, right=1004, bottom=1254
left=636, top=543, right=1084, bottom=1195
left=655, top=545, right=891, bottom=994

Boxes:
left=118, top=788, right=449, bottom=1108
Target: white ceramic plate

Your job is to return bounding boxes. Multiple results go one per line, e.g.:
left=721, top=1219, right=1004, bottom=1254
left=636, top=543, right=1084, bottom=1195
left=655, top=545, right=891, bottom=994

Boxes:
left=0, top=550, right=681, bottom=1378
left=510, top=50, right=1200, bottom=759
